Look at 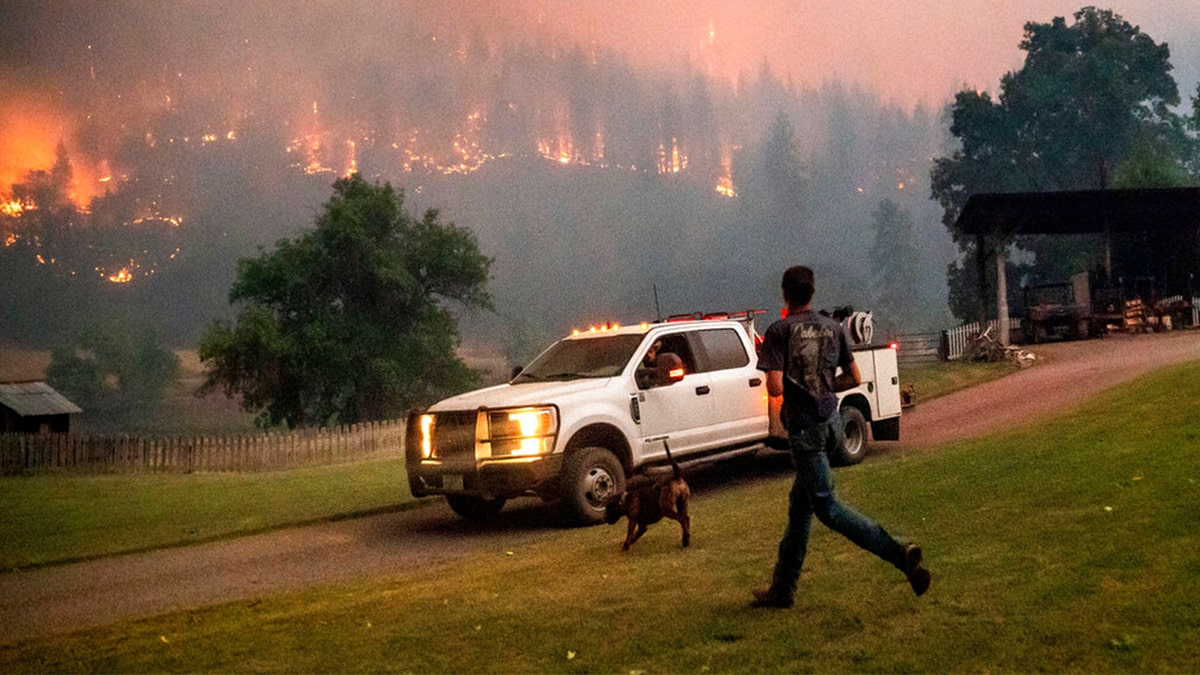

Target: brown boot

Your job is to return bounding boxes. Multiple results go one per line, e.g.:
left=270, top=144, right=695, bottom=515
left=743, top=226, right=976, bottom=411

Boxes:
left=903, top=543, right=931, bottom=596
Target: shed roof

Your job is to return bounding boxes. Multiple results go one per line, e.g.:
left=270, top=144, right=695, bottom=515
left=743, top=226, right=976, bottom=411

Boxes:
left=956, top=187, right=1200, bottom=237
left=0, top=381, right=82, bottom=417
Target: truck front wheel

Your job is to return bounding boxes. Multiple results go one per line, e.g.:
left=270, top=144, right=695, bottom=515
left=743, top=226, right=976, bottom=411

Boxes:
left=560, top=446, right=626, bottom=525
left=834, top=406, right=868, bottom=466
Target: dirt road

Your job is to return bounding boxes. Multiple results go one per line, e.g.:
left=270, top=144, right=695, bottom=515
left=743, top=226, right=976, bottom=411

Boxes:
left=2, top=331, right=1198, bottom=646
left=897, top=330, right=1200, bottom=447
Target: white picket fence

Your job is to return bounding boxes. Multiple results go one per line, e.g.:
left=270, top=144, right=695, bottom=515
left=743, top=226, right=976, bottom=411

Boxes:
left=942, top=318, right=1023, bottom=361
left=1160, top=295, right=1200, bottom=327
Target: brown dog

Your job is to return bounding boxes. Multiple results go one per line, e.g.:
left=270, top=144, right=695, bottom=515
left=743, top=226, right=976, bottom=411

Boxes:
left=605, top=440, right=691, bottom=550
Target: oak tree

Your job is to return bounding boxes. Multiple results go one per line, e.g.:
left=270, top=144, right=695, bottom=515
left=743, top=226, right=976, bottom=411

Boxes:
left=199, top=175, right=491, bottom=427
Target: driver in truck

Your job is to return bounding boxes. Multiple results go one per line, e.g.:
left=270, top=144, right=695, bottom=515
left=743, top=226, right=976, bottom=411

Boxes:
left=750, top=265, right=931, bottom=609
left=634, top=339, right=662, bottom=389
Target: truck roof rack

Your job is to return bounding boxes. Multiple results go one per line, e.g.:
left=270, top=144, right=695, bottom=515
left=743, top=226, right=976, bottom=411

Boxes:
left=661, top=309, right=765, bottom=323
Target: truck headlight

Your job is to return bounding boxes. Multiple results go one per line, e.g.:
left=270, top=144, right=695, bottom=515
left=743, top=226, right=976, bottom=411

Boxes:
left=485, top=406, right=558, bottom=458
left=419, top=413, right=435, bottom=458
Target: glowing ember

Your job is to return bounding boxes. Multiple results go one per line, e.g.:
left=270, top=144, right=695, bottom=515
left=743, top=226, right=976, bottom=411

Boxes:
left=344, top=140, right=358, bottom=178
left=131, top=214, right=183, bottom=228
left=716, top=144, right=737, bottom=197
left=715, top=177, right=737, bottom=198
left=287, top=101, right=336, bottom=175
left=107, top=267, right=133, bottom=283
left=657, top=138, right=687, bottom=174
left=1, top=199, right=25, bottom=217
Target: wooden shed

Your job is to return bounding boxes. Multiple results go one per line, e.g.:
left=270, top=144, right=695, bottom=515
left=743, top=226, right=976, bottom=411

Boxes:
left=0, top=381, right=82, bottom=433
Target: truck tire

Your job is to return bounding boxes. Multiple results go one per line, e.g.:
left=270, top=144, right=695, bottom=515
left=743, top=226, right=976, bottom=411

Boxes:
left=833, top=406, right=868, bottom=466
left=560, top=446, right=626, bottom=525
left=445, top=494, right=506, bottom=520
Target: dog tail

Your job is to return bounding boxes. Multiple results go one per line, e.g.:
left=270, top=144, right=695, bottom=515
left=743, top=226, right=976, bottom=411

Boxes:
left=663, top=439, right=682, bottom=479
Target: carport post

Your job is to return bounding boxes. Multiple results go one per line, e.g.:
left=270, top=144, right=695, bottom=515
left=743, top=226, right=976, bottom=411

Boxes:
left=996, top=247, right=1010, bottom=346
left=976, top=234, right=988, bottom=326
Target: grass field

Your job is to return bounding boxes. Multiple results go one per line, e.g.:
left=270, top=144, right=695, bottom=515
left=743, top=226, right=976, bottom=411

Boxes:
left=2, top=360, right=1198, bottom=672
left=899, top=358, right=1020, bottom=402
left=0, top=459, right=413, bottom=570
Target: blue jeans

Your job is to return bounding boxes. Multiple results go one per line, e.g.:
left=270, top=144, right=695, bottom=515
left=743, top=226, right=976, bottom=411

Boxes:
left=770, top=413, right=906, bottom=595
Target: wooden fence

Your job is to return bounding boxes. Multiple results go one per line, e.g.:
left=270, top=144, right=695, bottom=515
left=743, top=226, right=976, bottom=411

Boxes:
left=895, top=318, right=1025, bottom=363
left=890, top=332, right=943, bottom=365
left=0, top=419, right=406, bottom=476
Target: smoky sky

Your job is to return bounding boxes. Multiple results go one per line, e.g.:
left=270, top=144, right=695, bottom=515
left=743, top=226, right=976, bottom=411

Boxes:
left=5, top=1, right=1199, bottom=106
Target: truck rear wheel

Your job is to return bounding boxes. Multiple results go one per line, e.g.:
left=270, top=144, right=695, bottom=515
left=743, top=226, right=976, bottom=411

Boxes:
left=445, top=494, right=506, bottom=520
left=560, top=446, right=625, bottom=525
left=833, top=406, right=868, bottom=466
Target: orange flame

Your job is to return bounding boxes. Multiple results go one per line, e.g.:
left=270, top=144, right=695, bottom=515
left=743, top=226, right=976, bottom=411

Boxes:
left=715, top=143, right=736, bottom=197
left=657, top=138, right=687, bottom=174
left=0, top=95, right=108, bottom=209
left=1, top=199, right=25, bottom=217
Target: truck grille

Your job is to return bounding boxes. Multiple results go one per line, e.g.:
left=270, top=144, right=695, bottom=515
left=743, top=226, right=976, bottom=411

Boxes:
left=432, top=411, right=477, bottom=460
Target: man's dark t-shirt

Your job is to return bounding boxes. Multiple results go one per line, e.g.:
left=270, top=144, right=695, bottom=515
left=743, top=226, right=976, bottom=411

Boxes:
left=757, top=309, right=854, bottom=429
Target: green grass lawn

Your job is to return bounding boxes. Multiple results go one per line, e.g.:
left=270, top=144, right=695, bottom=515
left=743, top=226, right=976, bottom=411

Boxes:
left=3, top=361, right=1199, bottom=672
left=0, top=459, right=413, bottom=570
left=900, top=358, right=1020, bottom=402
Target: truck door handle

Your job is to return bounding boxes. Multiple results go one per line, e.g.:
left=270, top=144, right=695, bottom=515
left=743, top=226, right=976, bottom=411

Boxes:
left=749, top=377, right=762, bottom=387
left=695, top=386, right=711, bottom=396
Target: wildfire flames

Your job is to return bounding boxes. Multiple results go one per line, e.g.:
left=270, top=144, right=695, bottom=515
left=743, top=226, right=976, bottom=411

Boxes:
left=2, top=20, right=757, bottom=291
left=284, top=106, right=718, bottom=184
left=2, top=200, right=25, bottom=218
left=4, top=98, right=739, bottom=286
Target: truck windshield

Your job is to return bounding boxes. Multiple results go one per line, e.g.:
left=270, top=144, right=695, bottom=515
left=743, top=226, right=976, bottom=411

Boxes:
left=513, top=334, right=644, bottom=382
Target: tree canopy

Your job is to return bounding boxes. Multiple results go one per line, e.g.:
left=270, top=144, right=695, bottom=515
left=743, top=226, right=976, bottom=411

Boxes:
left=46, top=322, right=181, bottom=432
left=930, top=6, right=1197, bottom=321
left=868, top=199, right=922, bottom=333
left=199, top=175, right=492, bottom=428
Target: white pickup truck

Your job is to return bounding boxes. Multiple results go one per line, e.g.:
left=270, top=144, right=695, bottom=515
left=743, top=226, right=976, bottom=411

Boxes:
left=406, top=312, right=901, bottom=524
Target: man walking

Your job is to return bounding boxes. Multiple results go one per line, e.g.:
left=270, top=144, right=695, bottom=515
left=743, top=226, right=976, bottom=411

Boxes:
left=752, top=265, right=930, bottom=608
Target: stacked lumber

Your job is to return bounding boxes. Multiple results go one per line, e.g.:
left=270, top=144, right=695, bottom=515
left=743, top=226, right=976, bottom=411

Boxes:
left=1124, top=299, right=1146, bottom=333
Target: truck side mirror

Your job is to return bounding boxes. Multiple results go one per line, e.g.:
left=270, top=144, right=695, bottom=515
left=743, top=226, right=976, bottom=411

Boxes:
left=656, top=352, right=686, bottom=386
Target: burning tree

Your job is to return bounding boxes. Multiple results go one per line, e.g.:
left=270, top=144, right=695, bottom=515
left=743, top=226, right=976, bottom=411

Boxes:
left=199, top=174, right=492, bottom=428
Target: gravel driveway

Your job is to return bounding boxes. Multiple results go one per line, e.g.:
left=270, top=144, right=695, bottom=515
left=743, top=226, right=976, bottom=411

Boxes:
left=2, top=330, right=1198, bottom=645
